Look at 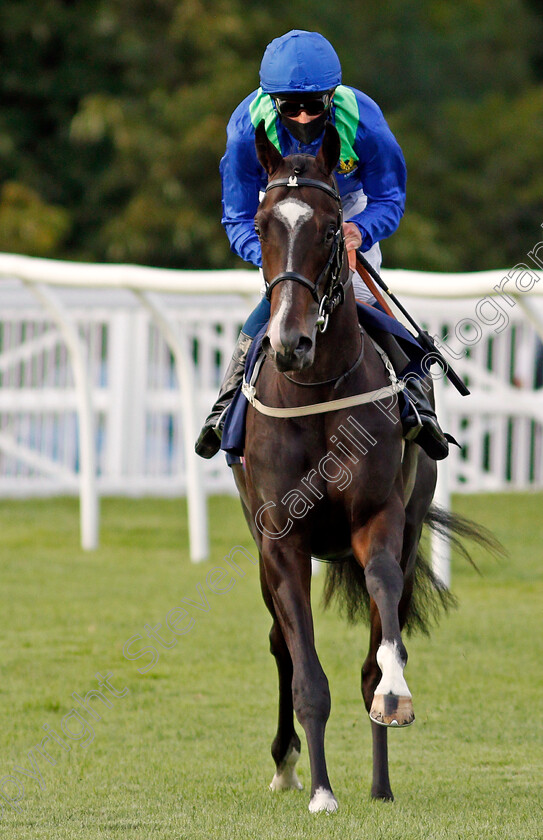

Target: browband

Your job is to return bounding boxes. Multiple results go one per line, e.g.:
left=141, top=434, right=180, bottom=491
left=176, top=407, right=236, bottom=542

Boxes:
left=265, top=174, right=341, bottom=203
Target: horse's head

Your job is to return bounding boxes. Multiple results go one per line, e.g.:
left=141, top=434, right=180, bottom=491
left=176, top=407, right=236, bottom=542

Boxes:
left=254, top=120, right=346, bottom=373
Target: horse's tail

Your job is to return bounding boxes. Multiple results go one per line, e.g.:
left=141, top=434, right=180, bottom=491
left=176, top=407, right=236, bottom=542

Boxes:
left=321, top=504, right=504, bottom=635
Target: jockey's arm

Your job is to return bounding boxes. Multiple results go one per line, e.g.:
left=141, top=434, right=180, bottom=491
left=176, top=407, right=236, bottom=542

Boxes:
left=220, top=132, right=264, bottom=268
left=348, top=113, right=407, bottom=252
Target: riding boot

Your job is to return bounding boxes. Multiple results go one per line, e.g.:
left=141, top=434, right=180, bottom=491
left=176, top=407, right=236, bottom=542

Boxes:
left=402, top=375, right=449, bottom=461
left=372, top=330, right=449, bottom=461
left=195, top=331, right=253, bottom=459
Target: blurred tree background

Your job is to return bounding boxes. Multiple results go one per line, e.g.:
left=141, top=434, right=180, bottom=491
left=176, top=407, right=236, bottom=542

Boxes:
left=0, top=0, right=542, bottom=271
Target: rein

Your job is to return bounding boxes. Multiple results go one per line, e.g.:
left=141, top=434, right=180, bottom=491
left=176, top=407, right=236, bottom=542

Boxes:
left=263, top=172, right=347, bottom=333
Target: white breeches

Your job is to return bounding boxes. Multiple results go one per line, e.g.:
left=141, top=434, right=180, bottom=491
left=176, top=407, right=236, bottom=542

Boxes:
left=343, top=189, right=379, bottom=304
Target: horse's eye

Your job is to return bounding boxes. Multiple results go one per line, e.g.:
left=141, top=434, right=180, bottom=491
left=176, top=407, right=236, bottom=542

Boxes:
left=324, top=226, right=336, bottom=243
left=255, top=220, right=267, bottom=241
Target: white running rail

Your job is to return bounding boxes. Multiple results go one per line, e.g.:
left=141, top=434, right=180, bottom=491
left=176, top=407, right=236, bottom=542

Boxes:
left=0, top=251, right=542, bottom=575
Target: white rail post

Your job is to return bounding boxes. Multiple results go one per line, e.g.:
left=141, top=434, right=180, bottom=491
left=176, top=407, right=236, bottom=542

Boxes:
left=134, top=290, right=209, bottom=562
left=515, top=294, right=543, bottom=343
left=23, top=281, right=99, bottom=550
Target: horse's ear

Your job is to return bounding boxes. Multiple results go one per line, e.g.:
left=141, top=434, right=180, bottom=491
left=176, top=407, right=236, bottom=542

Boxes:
left=316, top=122, right=341, bottom=176
left=255, top=119, right=283, bottom=175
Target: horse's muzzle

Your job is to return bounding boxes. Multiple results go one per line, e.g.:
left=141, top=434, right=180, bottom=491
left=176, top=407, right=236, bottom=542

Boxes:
left=262, top=333, right=314, bottom=372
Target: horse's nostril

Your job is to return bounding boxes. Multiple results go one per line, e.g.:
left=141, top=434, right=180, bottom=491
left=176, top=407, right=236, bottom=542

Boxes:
left=297, top=336, right=313, bottom=354
left=261, top=335, right=272, bottom=355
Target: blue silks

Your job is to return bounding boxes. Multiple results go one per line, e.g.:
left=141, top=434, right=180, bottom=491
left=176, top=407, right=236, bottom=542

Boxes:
left=259, top=31, right=342, bottom=94
left=221, top=85, right=406, bottom=268
left=221, top=325, right=268, bottom=464
left=221, top=304, right=428, bottom=461
left=242, top=296, right=271, bottom=338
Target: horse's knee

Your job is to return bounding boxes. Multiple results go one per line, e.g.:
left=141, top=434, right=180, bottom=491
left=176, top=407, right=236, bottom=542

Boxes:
left=269, top=623, right=281, bottom=655
left=292, top=672, right=330, bottom=726
left=269, top=621, right=290, bottom=661
left=364, top=552, right=404, bottom=602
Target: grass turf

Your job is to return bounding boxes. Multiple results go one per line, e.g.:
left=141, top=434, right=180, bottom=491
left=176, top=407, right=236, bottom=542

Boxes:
left=0, top=492, right=541, bottom=839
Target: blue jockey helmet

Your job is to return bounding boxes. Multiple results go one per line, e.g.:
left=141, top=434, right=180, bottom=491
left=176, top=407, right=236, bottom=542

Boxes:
left=259, top=30, right=342, bottom=94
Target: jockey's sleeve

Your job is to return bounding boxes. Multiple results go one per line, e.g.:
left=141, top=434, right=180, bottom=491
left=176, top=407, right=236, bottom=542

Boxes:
left=220, top=132, right=263, bottom=268
left=349, top=114, right=407, bottom=252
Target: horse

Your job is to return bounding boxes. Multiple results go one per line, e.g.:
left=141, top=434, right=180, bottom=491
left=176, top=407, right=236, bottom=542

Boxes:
left=229, top=119, right=490, bottom=813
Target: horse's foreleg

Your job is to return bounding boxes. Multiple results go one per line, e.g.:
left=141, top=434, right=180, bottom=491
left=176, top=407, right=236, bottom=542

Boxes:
left=269, top=619, right=303, bottom=792
left=353, top=496, right=414, bottom=729
left=360, top=462, right=435, bottom=801
left=263, top=540, right=337, bottom=813
left=259, top=562, right=303, bottom=792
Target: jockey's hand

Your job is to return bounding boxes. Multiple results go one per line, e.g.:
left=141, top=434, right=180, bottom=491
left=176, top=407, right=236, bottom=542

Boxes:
left=343, top=222, right=362, bottom=271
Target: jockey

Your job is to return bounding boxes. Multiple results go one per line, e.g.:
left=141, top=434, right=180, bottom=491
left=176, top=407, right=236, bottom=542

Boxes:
left=195, top=29, right=449, bottom=460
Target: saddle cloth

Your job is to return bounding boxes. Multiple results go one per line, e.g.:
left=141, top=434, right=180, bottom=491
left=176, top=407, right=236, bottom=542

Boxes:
left=221, top=303, right=429, bottom=463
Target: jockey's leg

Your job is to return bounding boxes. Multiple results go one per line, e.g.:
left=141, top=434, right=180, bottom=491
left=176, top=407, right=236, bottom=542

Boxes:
left=367, top=329, right=449, bottom=461
left=402, top=374, right=449, bottom=460
left=346, top=180, right=449, bottom=459
left=194, top=297, right=270, bottom=458
left=242, top=295, right=272, bottom=337
left=351, top=241, right=381, bottom=304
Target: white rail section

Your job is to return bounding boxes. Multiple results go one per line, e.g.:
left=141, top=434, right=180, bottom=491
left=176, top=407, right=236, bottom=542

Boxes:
left=1, top=252, right=543, bottom=575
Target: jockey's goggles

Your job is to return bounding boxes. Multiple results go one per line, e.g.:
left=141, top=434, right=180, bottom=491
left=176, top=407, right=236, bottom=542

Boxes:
left=272, top=93, right=332, bottom=118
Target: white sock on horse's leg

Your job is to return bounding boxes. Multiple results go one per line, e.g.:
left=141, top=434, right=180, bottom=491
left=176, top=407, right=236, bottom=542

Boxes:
left=375, top=641, right=411, bottom=697
left=269, top=744, right=303, bottom=791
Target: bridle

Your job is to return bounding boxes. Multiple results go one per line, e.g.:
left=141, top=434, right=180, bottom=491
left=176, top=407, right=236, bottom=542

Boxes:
left=262, top=172, right=349, bottom=333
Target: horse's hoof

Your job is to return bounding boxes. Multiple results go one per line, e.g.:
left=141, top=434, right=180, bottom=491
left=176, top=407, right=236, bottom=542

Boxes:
left=370, top=693, right=415, bottom=727
left=371, top=790, right=394, bottom=802
left=308, top=787, right=338, bottom=813
left=269, top=747, right=303, bottom=791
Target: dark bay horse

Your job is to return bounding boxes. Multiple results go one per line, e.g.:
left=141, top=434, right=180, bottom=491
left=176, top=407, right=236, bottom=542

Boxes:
left=230, top=120, right=486, bottom=813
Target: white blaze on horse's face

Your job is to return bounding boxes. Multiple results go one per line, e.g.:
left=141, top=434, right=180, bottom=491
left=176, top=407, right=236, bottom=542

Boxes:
left=268, top=198, right=314, bottom=359
left=267, top=285, right=293, bottom=359
left=272, top=198, right=314, bottom=272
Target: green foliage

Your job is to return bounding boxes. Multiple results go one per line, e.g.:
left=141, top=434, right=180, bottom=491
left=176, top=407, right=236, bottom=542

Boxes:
left=0, top=0, right=542, bottom=270
left=0, top=181, right=70, bottom=255
left=387, top=87, right=543, bottom=270
left=334, top=0, right=535, bottom=108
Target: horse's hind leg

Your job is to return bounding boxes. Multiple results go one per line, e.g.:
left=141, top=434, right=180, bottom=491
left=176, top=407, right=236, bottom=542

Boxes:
left=260, top=562, right=303, bottom=792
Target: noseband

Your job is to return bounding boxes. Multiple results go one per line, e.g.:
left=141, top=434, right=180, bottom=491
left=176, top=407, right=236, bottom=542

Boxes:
left=262, top=173, right=349, bottom=333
